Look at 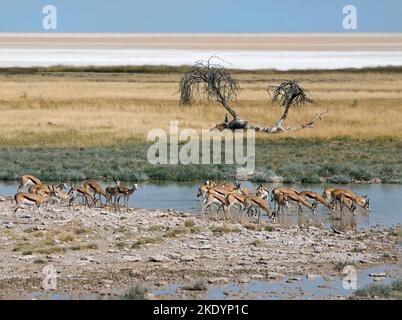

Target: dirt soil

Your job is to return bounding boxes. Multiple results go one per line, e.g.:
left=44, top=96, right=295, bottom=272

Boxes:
left=0, top=196, right=399, bottom=299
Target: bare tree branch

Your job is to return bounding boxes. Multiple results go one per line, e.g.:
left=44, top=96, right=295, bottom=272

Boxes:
left=285, top=110, right=329, bottom=131
left=266, top=80, right=314, bottom=132
left=179, top=57, right=240, bottom=118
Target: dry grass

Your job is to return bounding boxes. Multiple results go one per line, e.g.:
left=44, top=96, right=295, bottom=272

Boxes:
left=210, top=224, right=241, bottom=235
left=0, top=69, right=401, bottom=147
left=13, top=219, right=98, bottom=255
left=243, top=223, right=275, bottom=232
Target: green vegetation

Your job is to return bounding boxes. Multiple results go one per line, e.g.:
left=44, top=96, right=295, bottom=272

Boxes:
left=184, top=219, right=196, bottom=228
left=164, top=226, right=189, bottom=238
left=184, top=280, right=208, bottom=291
left=1, top=65, right=401, bottom=76
left=1, top=66, right=401, bottom=184
left=353, top=279, right=402, bottom=299
left=122, top=283, right=149, bottom=300
left=132, top=236, right=163, bottom=248
left=1, top=139, right=400, bottom=183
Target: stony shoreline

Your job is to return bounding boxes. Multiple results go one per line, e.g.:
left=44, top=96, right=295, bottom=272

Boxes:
left=0, top=198, right=399, bottom=299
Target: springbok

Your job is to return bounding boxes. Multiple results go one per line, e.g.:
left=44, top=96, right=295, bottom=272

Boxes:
left=220, top=182, right=237, bottom=189
left=207, top=183, right=240, bottom=197
left=242, top=195, right=274, bottom=223
left=299, top=191, right=335, bottom=212
left=274, top=191, right=318, bottom=217
left=202, top=183, right=241, bottom=216
left=224, top=193, right=246, bottom=219
left=224, top=185, right=270, bottom=221
left=67, top=184, right=94, bottom=210
left=332, top=190, right=358, bottom=216
left=83, top=180, right=109, bottom=206
left=14, top=186, right=58, bottom=221
left=271, top=188, right=299, bottom=213
left=196, top=183, right=214, bottom=201
left=327, top=188, right=371, bottom=213
left=202, top=192, right=230, bottom=220
left=115, top=181, right=138, bottom=211
left=17, top=174, right=42, bottom=192
left=29, top=181, right=67, bottom=196
left=239, top=184, right=269, bottom=198
left=322, top=187, right=336, bottom=202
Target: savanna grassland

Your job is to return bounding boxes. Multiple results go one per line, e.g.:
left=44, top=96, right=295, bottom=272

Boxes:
left=0, top=66, right=401, bottom=183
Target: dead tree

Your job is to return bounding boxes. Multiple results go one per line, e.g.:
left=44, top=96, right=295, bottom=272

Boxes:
left=179, top=58, right=328, bottom=133
left=266, top=80, right=314, bottom=132
left=180, top=57, right=239, bottom=119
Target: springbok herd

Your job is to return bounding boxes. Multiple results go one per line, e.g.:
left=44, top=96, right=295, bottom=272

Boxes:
left=13, top=174, right=138, bottom=220
left=197, top=180, right=371, bottom=223
left=11, top=174, right=371, bottom=224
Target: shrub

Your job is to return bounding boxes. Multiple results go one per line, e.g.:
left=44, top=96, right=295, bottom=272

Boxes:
left=122, top=283, right=148, bottom=300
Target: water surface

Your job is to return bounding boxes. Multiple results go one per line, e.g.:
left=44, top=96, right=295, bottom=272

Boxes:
left=2, top=181, right=401, bottom=229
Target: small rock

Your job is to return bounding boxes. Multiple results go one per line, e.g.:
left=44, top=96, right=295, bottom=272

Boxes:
left=102, top=279, right=114, bottom=284
left=238, top=277, right=249, bottom=283
left=149, top=254, right=169, bottom=262
left=188, top=244, right=211, bottom=250
left=144, top=292, right=156, bottom=300
left=180, top=255, right=195, bottom=262
left=166, top=252, right=181, bottom=260
left=3, top=222, right=14, bottom=228
left=313, top=246, right=323, bottom=253
left=156, top=213, right=169, bottom=218
left=323, top=276, right=335, bottom=282
left=121, top=255, right=142, bottom=262
left=266, top=272, right=284, bottom=280
left=318, top=285, right=332, bottom=289
left=306, top=274, right=321, bottom=280
left=81, top=256, right=96, bottom=262
left=180, top=213, right=192, bottom=217
left=18, top=255, right=36, bottom=261
left=286, top=277, right=301, bottom=283
left=369, top=272, right=386, bottom=278
left=208, top=277, right=229, bottom=284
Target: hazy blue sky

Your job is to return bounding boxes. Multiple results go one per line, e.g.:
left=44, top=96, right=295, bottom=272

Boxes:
left=1, top=0, right=401, bottom=32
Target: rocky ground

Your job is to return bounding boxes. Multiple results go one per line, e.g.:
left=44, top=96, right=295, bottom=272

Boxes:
left=0, top=196, right=400, bottom=300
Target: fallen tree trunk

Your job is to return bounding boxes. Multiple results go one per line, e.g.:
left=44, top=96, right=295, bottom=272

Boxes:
left=214, top=110, right=329, bottom=133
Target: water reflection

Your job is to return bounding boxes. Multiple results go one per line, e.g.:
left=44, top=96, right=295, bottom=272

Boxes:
left=0, top=181, right=400, bottom=230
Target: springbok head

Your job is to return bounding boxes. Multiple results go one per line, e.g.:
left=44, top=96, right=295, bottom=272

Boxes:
left=131, top=180, right=139, bottom=192
left=311, top=201, right=318, bottom=214
left=113, top=177, right=122, bottom=186
left=256, top=184, right=270, bottom=199
left=49, top=185, right=59, bottom=203
left=361, top=194, right=371, bottom=212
